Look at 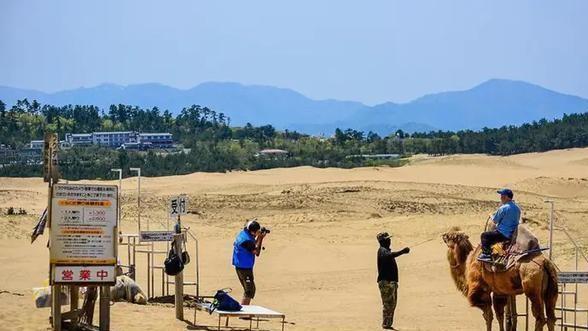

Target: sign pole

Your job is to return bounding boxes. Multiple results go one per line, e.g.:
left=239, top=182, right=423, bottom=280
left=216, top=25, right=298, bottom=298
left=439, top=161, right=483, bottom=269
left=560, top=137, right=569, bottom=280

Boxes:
left=168, top=195, right=187, bottom=320
left=99, top=286, right=110, bottom=331
left=52, top=283, right=61, bottom=330
left=174, top=233, right=184, bottom=320
left=44, top=133, right=61, bottom=331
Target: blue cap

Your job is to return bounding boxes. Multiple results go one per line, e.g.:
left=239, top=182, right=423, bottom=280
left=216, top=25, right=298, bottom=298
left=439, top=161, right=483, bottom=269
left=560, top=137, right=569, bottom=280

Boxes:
left=497, top=188, right=513, bottom=198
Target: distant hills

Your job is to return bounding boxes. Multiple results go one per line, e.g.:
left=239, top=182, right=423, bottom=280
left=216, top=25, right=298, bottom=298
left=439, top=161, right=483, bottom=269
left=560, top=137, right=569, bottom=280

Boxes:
left=1, top=79, right=587, bottom=136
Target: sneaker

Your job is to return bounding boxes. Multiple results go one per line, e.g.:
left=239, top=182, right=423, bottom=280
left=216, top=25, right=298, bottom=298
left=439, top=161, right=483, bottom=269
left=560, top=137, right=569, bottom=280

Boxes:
left=477, top=253, right=493, bottom=262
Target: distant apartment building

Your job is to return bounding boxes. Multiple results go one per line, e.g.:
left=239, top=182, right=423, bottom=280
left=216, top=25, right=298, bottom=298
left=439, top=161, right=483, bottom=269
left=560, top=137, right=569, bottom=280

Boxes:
left=61, top=131, right=173, bottom=149
left=65, top=133, right=93, bottom=145
left=29, top=140, right=71, bottom=150
left=137, top=133, right=173, bottom=148
left=29, top=140, right=45, bottom=150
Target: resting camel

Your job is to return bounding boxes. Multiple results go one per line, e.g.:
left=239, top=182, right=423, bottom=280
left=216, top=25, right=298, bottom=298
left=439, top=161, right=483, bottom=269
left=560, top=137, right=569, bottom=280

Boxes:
left=442, top=227, right=558, bottom=331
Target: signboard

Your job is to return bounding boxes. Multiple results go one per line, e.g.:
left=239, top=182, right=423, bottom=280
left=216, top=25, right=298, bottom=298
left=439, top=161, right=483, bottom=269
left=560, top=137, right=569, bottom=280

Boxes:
left=558, top=272, right=588, bottom=284
left=140, top=230, right=174, bottom=242
left=169, top=194, right=188, bottom=218
left=53, top=265, right=115, bottom=284
left=50, top=184, right=118, bottom=265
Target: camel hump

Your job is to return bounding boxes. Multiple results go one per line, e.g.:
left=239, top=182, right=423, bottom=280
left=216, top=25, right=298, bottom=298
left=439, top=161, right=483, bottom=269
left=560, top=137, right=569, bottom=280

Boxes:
left=513, top=224, right=540, bottom=252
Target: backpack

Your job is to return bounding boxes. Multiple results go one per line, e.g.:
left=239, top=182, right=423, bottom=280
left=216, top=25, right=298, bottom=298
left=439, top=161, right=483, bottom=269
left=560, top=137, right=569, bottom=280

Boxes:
left=164, top=240, right=184, bottom=276
left=210, top=289, right=242, bottom=313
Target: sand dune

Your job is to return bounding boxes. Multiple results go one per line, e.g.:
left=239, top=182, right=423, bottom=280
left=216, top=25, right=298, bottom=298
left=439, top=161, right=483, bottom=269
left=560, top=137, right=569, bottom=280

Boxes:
left=1, top=148, right=587, bottom=330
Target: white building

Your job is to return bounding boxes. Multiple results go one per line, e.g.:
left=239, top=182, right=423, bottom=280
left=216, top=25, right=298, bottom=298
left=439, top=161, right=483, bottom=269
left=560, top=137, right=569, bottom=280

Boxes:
left=29, top=140, right=44, bottom=150
left=63, top=131, right=173, bottom=149
left=65, top=133, right=93, bottom=145
left=138, top=133, right=173, bottom=148
left=91, top=131, right=138, bottom=147
left=28, top=140, right=71, bottom=150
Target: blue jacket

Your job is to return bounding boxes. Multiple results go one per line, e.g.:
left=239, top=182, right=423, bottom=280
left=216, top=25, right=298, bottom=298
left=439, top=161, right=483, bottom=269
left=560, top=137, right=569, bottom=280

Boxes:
left=232, top=230, right=256, bottom=269
left=493, top=201, right=521, bottom=238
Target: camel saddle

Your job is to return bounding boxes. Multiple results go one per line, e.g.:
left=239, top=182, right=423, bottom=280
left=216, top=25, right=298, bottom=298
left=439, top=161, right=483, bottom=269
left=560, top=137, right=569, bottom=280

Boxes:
left=483, top=224, right=541, bottom=272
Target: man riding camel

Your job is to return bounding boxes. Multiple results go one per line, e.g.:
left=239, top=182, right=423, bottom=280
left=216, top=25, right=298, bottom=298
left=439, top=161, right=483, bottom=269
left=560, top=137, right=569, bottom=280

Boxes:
left=478, top=188, right=521, bottom=262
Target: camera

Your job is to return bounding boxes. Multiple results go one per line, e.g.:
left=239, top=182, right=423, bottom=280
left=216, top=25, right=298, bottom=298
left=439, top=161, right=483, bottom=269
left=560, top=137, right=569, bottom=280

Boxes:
left=261, top=226, right=271, bottom=234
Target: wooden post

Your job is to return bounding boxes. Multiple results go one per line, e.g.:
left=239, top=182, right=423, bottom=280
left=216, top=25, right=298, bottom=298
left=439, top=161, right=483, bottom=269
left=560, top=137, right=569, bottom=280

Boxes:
left=147, top=249, right=151, bottom=299
left=45, top=133, right=62, bottom=331
left=99, top=286, right=110, bottom=331
left=175, top=234, right=184, bottom=320
left=52, top=284, right=62, bottom=331
left=70, top=286, right=78, bottom=310
left=70, top=285, right=79, bottom=328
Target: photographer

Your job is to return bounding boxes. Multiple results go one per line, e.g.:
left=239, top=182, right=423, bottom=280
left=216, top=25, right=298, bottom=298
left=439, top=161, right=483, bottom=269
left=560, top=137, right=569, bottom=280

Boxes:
left=232, top=219, right=269, bottom=305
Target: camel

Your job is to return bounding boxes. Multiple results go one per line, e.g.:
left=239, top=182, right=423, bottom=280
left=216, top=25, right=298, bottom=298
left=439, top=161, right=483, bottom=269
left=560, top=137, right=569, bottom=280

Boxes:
left=442, top=227, right=558, bottom=331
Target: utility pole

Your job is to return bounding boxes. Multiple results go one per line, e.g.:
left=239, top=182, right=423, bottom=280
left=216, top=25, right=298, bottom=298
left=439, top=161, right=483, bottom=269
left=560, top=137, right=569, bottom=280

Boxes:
left=130, top=168, right=141, bottom=234
left=110, top=169, right=122, bottom=230
left=544, top=200, right=555, bottom=260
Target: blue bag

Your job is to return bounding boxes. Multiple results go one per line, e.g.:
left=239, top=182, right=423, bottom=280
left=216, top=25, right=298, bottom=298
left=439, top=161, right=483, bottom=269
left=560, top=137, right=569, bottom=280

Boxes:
left=210, top=289, right=242, bottom=313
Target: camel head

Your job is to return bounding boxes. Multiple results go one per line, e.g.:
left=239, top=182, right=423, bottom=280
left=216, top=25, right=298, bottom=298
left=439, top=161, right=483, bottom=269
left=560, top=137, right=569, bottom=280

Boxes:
left=442, top=226, right=474, bottom=268
left=442, top=227, right=473, bottom=297
left=442, top=226, right=469, bottom=249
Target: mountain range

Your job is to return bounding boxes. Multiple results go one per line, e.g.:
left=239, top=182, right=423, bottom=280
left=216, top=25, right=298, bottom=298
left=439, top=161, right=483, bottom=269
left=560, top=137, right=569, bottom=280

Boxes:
left=1, top=79, right=587, bottom=136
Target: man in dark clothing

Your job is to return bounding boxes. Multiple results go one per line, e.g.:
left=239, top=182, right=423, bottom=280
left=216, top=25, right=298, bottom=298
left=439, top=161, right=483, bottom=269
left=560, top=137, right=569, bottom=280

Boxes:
left=377, top=232, right=410, bottom=330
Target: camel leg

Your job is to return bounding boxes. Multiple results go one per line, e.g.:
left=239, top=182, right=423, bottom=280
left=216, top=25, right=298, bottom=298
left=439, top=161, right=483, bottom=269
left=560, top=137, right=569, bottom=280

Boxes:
left=543, top=265, right=558, bottom=331
left=527, top=294, right=546, bottom=331
left=483, top=305, right=494, bottom=331
left=544, top=289, right=557, bottom=331
left=468, top=287, right=493, bottom=331
left=493, top=294, right=507, bottom=331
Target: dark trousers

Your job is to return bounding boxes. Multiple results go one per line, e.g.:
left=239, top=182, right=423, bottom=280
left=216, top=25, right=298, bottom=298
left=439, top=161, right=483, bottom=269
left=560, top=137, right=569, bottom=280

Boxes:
left=481, top=230, right=508, bottom=254
left=236, top=267, right=256, bottom=299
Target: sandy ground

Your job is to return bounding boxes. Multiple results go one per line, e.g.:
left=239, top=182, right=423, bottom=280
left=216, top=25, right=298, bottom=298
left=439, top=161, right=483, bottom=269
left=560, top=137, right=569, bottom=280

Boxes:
left=1, top=148, right=587, bottom=330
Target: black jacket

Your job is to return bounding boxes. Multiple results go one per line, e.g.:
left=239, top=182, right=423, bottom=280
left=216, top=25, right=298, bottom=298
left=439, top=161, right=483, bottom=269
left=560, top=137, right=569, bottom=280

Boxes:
left=377, top=246, right=408, bottom=282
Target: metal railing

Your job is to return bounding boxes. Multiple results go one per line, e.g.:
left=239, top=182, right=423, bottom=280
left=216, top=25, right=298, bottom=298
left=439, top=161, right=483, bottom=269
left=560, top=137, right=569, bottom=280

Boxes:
left=118, top=229, right=200, bottom=300
left=553, top=223, right=588, bottom=330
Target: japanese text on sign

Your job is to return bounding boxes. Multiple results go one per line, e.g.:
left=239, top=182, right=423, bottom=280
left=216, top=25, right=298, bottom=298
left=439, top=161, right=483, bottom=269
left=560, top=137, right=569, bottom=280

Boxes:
left=169, top=194, right=188, bottom=218
left=140, top=230, right=175, bottom=242
left=50, top=184, right=118, bottom=265
left=558, top=272, right=588, bottom=284
left=53, top=266, right=115, bottom=283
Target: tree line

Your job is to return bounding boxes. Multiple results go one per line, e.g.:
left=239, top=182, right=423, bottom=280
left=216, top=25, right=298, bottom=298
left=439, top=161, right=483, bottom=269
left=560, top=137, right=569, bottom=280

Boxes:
left=1, top=99, right=587, bottom=179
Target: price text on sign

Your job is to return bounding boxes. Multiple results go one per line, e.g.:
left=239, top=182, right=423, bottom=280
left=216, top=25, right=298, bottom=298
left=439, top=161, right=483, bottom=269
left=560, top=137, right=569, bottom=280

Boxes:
left=53, top=266, right=115, bottom=283
left=169, top=194, right=188, bottom=218
left=50, top=184, right=118, bottom=265
left=140, top=231, right=175, bottom=242
left=558, top=272, right=588, bottom=284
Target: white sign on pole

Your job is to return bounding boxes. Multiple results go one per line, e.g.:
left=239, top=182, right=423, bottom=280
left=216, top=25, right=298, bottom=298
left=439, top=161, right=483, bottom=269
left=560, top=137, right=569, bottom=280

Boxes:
left=558, top=272, right=588, bottom=284
left=53, top=266, right=116, bottom=283
left=50, top=184, right=118, bottom=265
left=140, top=230, right=175, bottom=242
left=169, top=194, right=188, bottom=218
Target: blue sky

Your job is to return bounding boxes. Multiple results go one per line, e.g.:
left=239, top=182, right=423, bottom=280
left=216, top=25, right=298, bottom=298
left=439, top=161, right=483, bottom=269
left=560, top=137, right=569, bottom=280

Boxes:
left=1, top=1, right=587, bottom=104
